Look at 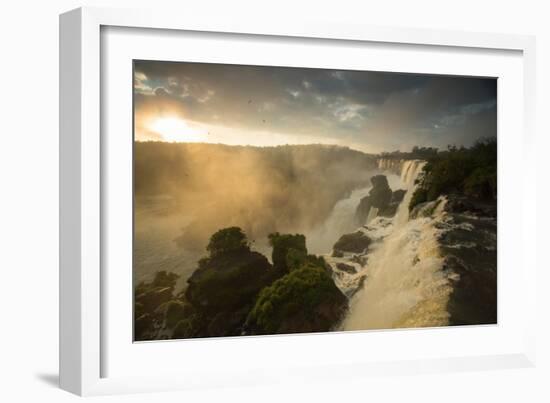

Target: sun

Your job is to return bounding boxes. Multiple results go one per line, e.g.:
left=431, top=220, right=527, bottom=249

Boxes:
left=148, top=117, right=207, bottom=142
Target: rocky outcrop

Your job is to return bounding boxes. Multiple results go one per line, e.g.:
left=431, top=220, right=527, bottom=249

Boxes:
left=332, top=231, right=371, bottom=256
left=378, top=189, right=407, bottom=218
left=355, top=175, right=405, bottom=224
left=134, top=270, right=180, bottom=341
left=336, top=262, right=357, bottom=274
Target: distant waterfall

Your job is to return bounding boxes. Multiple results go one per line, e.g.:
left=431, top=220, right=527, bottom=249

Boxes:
left=340, top=160, right=452, bottom=330
left=377, top=158, right=404, bottom=175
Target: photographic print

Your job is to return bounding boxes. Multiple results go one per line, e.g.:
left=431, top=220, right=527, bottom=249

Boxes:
left=133, top=61, right=497, bottom=341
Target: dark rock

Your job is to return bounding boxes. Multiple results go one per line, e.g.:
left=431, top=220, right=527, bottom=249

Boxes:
left=348, top=275, right=367, bottom=298
left=350, top=254, right=368, bottom=267
left=391, top=189, right=406, bottom=203
left=333, top=231, right=371, bottom=255
left=355, top=175, right=393, bottom=225
left=378, top=203, right=398, bottom=218
left=172, top=314, right=204, bottom=339
left=135, top=313, right=153, bottom=341
left=206, top=307, right=251, bottom=337
left=331, top=249, right=344, bottom=258
left=336, top=262, right=357, bottom=274
left=378, top=189, right=407, bottom=218
left=445, top=195, right=497, bottom=218
left=163, top=300, right=190, bottom=328
left=135, top=287, right=173, bottom=314
left=439, top=196, right=497, bottom=326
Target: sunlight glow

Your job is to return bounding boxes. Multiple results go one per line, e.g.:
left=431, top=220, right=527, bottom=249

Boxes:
left=149, top=117, right=207, bottom=143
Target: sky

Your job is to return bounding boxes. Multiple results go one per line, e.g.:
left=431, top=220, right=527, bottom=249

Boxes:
left=134, top=60, right=497, bottom=154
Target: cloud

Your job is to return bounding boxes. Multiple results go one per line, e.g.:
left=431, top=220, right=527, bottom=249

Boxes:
left=134, top=60, right=496, bottom=152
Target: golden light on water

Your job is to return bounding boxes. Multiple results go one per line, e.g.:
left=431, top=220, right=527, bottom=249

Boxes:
left=148, top=117, right=207, bottom=143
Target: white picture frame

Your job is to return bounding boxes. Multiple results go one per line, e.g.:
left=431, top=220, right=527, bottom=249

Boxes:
left=60, top=6, right=537, bottom=396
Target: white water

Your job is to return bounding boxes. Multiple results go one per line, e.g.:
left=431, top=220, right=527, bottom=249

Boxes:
left=331, top=160, right=454, bottom=330
left=307, top=186, right=372, bottom=254
left=365, top=206, right=379, bottom=224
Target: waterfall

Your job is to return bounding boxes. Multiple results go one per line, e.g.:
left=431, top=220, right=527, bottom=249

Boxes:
left=307, top=186, right=372, bottom=254
left=365, top=206, right=379, bottom=224
left=339, top=160, right=453, bottom=330
left=377, top=158, right=404, bottom=175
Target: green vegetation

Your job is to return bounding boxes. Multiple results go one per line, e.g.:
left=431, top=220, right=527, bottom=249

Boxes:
left=380, top=146, right=439, bottom=160
left=246, top=262, right=347, bottom=335
left=135, top=226, right=347, bottom=340
left=409, top=138, right=496, bottom=211
left=206, top=227, right=250, bottom=256
left=185, top=229, right=276, bottom=316
left=268, top=232, right=307, bottom=272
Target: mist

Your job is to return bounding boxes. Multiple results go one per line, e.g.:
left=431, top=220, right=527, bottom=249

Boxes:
left=134, top=142, right=379, bottom=283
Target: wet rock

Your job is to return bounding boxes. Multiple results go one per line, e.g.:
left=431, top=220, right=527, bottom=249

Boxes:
left=333, top=231, right=371, bottom=255
left=135, top=287, right=173, bottom=314
left=336, top=262, right=357, bottom=274
left=391, top=189, right=406, bottom=203
left=350, top=254, right=368, bottom=267
left=355, top=175, right=393, bottom=225
left=348, top=275, right=367, bottom=298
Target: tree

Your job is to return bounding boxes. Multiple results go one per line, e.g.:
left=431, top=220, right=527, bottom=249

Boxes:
left=206, top=227, right=250, bottom=257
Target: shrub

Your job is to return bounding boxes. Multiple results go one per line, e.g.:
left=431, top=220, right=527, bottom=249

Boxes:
left=246, top=263, right=347, bottom=334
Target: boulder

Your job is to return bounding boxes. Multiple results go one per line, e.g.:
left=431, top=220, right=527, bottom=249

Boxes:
left=134, top=313, right=153, bottom=341
left=336, top=262, right=357, bottom=274
left=333, top=231, right=371, bottom=255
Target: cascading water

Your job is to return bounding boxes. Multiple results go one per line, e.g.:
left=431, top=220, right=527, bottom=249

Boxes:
left=307, top=186, right=372, bottom=254
left=332, top=160, right=454, bottom=330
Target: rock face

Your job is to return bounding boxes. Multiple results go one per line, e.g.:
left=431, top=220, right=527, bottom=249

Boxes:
left=355, top=175, right=401, bottom=224
left=332, top=231, right=371, bottom=256
left=437, top=195, right=497, bottom=325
